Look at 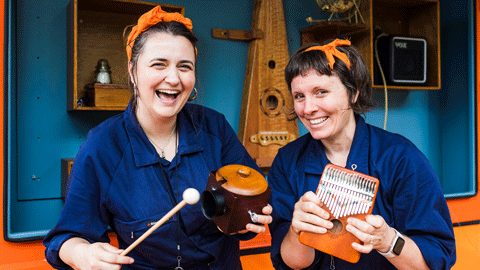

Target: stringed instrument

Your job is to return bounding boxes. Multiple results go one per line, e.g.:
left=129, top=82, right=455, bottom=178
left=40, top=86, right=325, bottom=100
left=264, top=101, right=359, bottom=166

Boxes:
left=213, top=0, right=298, bottom=169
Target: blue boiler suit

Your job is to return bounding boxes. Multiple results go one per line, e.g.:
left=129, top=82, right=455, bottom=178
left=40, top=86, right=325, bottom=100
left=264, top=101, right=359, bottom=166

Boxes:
left=44, top=102, right=260, bottom=270
left=268, top=115, right=456, bottom=270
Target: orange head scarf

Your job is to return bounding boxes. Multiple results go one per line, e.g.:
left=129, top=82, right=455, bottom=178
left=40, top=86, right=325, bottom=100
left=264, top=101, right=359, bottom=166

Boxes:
left=304, top=39, right=351, bottom=70
left=126, top=6, right=194, bottom=61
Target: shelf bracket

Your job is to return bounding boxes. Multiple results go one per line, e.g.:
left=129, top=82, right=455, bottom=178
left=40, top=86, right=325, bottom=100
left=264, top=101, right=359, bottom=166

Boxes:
left=211, top=28, right=264, bottom=41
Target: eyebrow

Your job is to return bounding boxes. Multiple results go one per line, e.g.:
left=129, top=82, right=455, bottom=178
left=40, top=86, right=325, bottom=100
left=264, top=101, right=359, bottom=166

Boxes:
left=149, top=58, right=194, bottom=66
left=179, top=60, right=195, bottom=66
left=150, top=58, right=167, bottom=63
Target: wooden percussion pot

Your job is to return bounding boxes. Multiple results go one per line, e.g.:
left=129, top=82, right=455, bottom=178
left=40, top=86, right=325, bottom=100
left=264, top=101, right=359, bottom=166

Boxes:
left=201, top=164, right=271, bottom=234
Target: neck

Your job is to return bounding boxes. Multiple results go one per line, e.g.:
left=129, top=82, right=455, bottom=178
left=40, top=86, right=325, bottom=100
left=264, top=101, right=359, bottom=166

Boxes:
left=136, top=104, right=177, bottom=140
left=136, top=104, right=178, bottom=161
left=324, top=143, right=351, bottom=168
left=322, top=115, right=356, bottom=167
left=142, top=119, right=177, bottom=141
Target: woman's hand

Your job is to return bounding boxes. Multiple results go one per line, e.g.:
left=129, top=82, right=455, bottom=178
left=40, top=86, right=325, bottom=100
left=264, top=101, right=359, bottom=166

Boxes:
left=290, top=191, right=333, bottom=235
left=244, top=204, right=273, bottom=233
left=279, top=191, right=333, bottom=269
left=60, top=238, right=134, bottom=270
left=346, top=215, right=430, bottom=270
left=346, top=215, right=395, bottom=254
left=74, top=242, right=134, bottom=270
left=233, top=204, right=273, bottom=234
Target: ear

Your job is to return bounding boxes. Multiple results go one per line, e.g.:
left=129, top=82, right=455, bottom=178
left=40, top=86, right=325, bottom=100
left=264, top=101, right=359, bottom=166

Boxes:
left=128, top=61, right=135, bottom=84
left=352, top=90, right=360, bottom=103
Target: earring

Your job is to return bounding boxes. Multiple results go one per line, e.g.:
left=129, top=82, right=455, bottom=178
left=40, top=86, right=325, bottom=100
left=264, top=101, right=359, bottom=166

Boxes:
left=188, top=88, right=198, bottom=101
left=131, top=83, right=139, bottom=111
left=131, top=83, right=137, bottom=97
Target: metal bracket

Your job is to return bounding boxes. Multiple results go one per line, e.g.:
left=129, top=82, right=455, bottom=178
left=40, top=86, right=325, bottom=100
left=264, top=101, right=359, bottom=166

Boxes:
left=211, top=28, right=264, bottom=41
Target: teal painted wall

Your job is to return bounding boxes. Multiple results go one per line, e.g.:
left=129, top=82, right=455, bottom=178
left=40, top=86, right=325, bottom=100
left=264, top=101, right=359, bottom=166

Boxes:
left=5, top=0, right=475, bottom=239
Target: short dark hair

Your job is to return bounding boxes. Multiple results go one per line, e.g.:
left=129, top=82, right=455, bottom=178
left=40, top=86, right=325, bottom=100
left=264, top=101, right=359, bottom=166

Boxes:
left=285, top=38, right=374, bottom=115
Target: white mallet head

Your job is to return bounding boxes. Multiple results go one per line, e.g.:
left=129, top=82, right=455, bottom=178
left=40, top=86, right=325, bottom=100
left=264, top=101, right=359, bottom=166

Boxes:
left=183, top=188, right=200, bottom=205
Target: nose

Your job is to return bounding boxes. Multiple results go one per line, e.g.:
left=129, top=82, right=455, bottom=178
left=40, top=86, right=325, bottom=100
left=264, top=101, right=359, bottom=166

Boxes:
left=303, top=96, right=318, bottom=115
left=164, top=67, right=180, bottom=86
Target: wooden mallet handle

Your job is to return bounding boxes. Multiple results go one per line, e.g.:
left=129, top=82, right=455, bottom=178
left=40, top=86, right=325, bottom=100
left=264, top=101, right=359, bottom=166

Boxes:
left=120, top=188, right=200, bottom=256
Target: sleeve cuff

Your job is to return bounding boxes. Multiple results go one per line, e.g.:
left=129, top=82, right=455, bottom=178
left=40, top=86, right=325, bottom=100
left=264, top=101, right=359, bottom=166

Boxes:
left=44, top=233, right=77, bottom=269
left=409, top=235, right=456, bottom=270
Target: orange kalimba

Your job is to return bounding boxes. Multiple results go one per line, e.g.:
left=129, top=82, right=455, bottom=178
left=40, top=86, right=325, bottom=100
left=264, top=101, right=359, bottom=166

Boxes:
left=299, top=164, right=379, bottom=263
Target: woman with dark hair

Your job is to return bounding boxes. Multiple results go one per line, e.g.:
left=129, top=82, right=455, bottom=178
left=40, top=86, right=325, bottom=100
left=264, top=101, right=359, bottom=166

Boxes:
left=43, top=6, right=272, bottom=270
left=268, top=39, right=455, bottom=270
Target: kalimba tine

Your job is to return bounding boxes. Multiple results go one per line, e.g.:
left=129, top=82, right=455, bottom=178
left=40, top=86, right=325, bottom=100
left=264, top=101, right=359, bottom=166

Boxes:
left=299, top=164, right=379, bottom=263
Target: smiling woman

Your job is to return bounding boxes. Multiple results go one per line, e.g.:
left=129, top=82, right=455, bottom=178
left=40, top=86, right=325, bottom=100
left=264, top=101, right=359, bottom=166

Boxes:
left=130, top=31, right=196, bottom=161
left=42, top=6, right=273, bottom=270
left=268, top=38, right=456, bottom=270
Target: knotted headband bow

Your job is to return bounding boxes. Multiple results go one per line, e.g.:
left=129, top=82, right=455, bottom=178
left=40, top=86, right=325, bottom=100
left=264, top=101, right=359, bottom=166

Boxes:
left=126, top=6, right=194, bottom=61
left=304, top=39, right=351, bottom=70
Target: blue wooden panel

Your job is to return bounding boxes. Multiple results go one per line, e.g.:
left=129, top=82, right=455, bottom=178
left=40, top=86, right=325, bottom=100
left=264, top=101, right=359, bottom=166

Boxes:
left=5, top=0, right=475, bottom=239
left=15, top=0, right=93, bottom=200
left=438, top=0, right=475, bottom=197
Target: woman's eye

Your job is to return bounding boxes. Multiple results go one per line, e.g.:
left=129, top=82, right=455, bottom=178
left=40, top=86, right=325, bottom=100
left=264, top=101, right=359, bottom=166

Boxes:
left=179, top=65, right=193, bottom=71
left=152, top=62, right=166, bottom=68
left=315, top=90, right=327, bottom=96
left=293, top=93, right=304, bottom=100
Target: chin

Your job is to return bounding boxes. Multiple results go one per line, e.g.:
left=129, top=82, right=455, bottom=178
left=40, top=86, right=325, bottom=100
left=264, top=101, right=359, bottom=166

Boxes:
left=308, top=129, right=331, bottom=141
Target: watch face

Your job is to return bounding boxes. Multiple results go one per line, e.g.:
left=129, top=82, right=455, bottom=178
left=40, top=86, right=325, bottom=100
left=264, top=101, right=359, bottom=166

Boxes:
left=392, top=236, right=406, bottom=256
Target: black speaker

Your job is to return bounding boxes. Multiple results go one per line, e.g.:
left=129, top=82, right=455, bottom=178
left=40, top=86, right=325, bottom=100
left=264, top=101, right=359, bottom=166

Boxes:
left=374, top=35, right=427, bottom=86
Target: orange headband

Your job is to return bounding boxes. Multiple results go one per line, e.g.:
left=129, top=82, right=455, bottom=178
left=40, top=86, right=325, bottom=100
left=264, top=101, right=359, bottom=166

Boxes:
left=126, top=6, right=194, bottom=61
left=304, top=39, right=351, bottom=70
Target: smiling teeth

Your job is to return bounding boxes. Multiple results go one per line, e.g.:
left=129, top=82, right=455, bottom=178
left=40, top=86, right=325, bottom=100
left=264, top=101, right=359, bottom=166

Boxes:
left=310, top=117, right=327, bottom=125
left=158, top=90, right=180, bottom=95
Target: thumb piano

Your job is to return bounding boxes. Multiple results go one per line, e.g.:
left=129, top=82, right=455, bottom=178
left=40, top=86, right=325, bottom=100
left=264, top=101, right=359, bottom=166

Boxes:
left=299, top=164, right=379, bottom=263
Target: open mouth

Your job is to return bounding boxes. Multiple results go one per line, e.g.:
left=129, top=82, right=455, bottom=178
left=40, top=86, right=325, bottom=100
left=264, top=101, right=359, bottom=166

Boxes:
left=155, top=89, right=181, bottom=101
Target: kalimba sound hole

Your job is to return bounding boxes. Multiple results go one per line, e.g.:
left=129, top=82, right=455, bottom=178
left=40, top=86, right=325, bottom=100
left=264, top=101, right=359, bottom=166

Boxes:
left=330, top=219, right=343, bottom=234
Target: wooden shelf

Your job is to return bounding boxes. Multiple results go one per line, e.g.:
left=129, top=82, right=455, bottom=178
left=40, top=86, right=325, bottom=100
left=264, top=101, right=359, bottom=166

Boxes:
left=67, top=0, right=184, bottom=111
left=301, top=22, right=369, bottom=44
left=301, top=0, right=440, bottom=90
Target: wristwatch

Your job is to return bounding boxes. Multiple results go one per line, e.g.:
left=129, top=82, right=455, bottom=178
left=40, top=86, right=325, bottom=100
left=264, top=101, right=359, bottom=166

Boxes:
left=377, top=228, right=405, bottom=258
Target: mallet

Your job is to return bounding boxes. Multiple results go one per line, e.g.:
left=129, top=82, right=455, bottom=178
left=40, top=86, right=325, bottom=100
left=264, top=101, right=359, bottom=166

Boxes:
left=120, top=188, right=200, bottom=256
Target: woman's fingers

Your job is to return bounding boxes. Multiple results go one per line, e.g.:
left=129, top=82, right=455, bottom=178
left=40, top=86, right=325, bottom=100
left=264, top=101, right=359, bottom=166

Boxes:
left=245, top=223, right=266, bottom=233
left=262, top=204, right=273, bottom=215
left=301, top=191, right=322, bottom=205
left=346, top=215, right=394, bottom=254
left=290, top=192, right=333, bottom=234
left=295, top=192, right=327, bottom=219
left=85, top=243, right=134, bottom=269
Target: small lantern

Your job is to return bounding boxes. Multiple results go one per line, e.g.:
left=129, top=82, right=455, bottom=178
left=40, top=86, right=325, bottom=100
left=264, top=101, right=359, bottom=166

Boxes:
left=95, top=59, right=111, bottom=84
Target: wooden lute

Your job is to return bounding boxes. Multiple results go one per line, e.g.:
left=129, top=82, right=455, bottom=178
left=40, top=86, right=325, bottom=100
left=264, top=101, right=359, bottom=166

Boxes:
left=237, top=0, right=299, bottom=169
